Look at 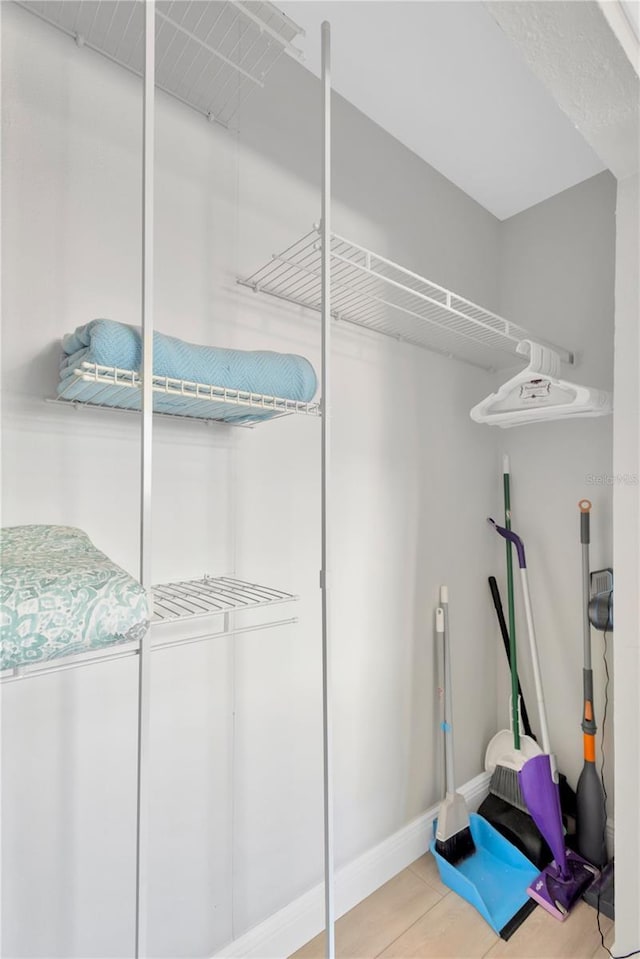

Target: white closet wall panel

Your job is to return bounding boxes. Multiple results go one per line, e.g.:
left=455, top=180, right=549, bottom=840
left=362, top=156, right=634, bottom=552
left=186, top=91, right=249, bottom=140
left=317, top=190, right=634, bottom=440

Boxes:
left=496, top=172, right=615, bottom=802
left=1, top=662, right=139, bottom=957
left=147, top=641, right=234, bottom=957
left=232, top=415, right=323, bottom=934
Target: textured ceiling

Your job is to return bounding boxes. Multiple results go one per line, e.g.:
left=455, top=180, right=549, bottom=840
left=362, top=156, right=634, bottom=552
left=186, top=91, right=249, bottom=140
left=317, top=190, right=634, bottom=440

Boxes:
left=486, top=0, right=640, bottom=180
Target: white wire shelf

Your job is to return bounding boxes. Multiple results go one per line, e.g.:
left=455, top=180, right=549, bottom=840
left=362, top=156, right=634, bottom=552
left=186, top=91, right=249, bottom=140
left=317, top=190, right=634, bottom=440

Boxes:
left=1, top=576, right=298, bottom=682
left=152, top=574, right=297, bottom=623
left=50, top=362, right=320, bottom=424
left=239, top=228, right=575, bottom=372
left=16, top=0, right=304, bottom=127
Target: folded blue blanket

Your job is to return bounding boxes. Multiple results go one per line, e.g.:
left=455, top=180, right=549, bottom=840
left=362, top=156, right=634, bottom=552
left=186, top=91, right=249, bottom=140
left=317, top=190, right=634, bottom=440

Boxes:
left=59, top=320, right=318, bottom=402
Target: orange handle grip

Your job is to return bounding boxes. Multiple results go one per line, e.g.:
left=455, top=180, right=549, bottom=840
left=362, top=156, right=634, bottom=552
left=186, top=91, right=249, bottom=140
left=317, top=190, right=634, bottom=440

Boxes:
left=584, top=733, right=596, bottom=763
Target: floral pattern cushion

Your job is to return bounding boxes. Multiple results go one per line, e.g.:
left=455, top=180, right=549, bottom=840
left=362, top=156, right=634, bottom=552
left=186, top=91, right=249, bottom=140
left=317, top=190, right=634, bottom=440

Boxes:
left=0, top=526, right=149, bottom=670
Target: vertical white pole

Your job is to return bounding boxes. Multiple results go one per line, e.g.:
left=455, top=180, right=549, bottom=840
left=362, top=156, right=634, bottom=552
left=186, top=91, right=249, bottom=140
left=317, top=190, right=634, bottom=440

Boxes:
left=136, top=1, right=154, bottom=956
left=320, top=20, right=335, bottom=959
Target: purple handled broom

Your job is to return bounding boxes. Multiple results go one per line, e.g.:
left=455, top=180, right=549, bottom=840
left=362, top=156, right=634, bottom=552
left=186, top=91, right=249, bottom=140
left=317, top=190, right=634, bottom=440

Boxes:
left=488, top=519, right=598, bottom=920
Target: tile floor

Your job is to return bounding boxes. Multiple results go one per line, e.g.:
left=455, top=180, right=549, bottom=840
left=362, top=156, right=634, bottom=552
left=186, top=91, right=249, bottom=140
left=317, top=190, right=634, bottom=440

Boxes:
left=291, top=853, right=614, bottom=959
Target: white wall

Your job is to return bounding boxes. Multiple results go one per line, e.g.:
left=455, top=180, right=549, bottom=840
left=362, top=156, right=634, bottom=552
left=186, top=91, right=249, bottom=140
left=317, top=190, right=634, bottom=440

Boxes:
left=612, top=172, right=640, bottom=955
left=1, top=7, right=505, bottom=957
left=495, top=173, right=616, bottom=800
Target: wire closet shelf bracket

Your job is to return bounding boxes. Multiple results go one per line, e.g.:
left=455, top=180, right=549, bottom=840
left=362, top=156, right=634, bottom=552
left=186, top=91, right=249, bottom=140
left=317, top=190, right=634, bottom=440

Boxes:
left=238, top=226, right=575, bottom=373
left=15, top=0, right=305, bottom=128
left=2, top=576, right=299, bottom=684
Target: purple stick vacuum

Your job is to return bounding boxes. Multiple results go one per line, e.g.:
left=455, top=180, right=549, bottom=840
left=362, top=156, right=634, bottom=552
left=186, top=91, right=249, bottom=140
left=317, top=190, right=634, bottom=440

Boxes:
left=488, top=519, right=598, bottom=921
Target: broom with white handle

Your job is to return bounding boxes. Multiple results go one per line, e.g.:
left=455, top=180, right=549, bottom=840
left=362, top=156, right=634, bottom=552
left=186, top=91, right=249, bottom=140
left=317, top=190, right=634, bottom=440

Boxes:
left=435, top=587, right=476, bottom=865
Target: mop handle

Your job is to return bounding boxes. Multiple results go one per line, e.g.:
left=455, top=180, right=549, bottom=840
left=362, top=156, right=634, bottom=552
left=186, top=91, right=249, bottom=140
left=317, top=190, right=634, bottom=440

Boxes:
left=579, top=500, right=597, bottom=743
left=579, top=500, right=593, bottom=674
left=487, top=520, right=552, bottom=755
left=437, top=588, right=455, bottom=795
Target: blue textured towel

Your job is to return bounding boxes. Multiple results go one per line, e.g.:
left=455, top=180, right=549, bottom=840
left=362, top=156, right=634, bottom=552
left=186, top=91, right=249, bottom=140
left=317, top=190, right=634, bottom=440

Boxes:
left=59, top=320, right=318, bottom=401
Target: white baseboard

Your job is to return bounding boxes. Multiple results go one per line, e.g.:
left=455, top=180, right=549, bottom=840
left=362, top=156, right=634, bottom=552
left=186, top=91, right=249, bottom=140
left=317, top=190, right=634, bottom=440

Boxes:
left=213, top=772, right=491, bottom=959
left=213, top=774, right=615, bottom=959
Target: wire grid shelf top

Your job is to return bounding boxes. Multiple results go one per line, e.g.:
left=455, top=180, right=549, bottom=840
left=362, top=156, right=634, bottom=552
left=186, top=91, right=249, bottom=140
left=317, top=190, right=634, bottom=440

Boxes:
left=239, top=229, right=574, bottom=372
left=152, top=575, right=297, bottom=623
left=53, top=362, right=320, bottom=424
left=17, top=0, right=303, bottom=127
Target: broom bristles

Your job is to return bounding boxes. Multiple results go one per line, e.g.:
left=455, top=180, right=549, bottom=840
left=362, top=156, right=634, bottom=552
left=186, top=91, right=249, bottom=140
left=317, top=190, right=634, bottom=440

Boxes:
left=435, top=791, right=477, bottom=865
left=490, top=763, right=528, bottom=813
left=435, top=826, right=476, bottom=865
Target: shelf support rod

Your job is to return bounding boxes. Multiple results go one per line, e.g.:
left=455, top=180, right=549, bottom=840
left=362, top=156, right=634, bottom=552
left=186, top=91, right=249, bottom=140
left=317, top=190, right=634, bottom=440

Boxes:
left=320, top=20, right=335, bottom=959
left=136, top=1, right=155, bottom=957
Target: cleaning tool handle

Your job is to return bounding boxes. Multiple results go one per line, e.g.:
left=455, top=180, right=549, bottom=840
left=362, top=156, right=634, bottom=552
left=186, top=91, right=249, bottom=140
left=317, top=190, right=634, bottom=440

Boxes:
left=487, top=518, right=526, bottom=568
left=579, top=500, right=593, bottom=672
left=488, top=576, right=535, bottom=740
left=579, top=499, right=591, bottom=545
left=579, top=500, right=597, bottom=742
left=576, top=507, right=606, bottom=869
left=503, top=458, right=520, bottom=751
left=517, top=565, right=552, bottom=755
left=488, top=517, right=552, bottom=753
left=582, top=669, right=597, bottom=737
left=436, top=608, right=449, bottom=795
left=438, top=592, right=455, bottom=796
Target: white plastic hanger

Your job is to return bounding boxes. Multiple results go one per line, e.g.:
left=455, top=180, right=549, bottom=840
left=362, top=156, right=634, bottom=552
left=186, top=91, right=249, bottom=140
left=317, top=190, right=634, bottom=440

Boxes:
left=470, top=340, right=612, bottom=429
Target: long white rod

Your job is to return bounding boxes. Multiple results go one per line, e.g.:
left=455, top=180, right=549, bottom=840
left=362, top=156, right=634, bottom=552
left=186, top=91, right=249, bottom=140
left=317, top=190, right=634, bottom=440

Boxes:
left=518, top=567, right=552, bottom=755
left=320, top=20, right=335, bottom=959
left=440, top=589, right=455, bottom=795
left=136, top=1, right=154, bottom=956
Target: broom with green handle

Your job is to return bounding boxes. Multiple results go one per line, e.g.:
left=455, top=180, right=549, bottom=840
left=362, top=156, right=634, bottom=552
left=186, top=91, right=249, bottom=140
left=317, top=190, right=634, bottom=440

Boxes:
left=484, top=456, right=541, bottom=813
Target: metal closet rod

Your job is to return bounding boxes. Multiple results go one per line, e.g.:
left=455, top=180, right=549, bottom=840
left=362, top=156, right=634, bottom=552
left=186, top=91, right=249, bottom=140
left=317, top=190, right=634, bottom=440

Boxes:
left=127, top=5, right=333, bottom=958
left=320, top=19, right=335, bottom=959
left=136, top=0, right=154, bottom=955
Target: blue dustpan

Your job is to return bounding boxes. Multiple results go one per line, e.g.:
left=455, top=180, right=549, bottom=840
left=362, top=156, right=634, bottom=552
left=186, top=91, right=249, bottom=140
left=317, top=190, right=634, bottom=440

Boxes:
left=430, top=813, right=538, bottom=935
